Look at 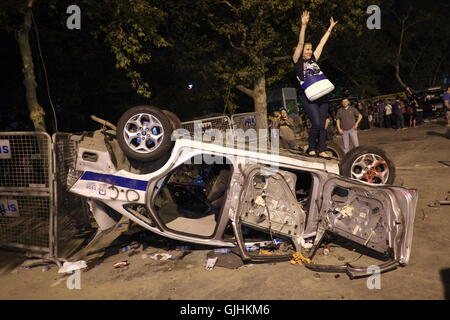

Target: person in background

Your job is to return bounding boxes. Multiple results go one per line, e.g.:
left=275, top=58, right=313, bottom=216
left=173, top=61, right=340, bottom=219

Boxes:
left=336, top=98, right=363, bottom=154
left=268, top=110, right=281, bottom=130
left=415, top=95, right=425, bottom=125
left=357, top=101, right=370, bottom=130
left=393, top=95, right=406, bottom=130
left=324, top=113, right=335, bottom=141
left=377, top=100, right=385, bottom=128
left=279, top=109, right=299, bottom=150
left=410, top=98, right=419, bottom=127
left=404, top=98, right=412, bottom=127
left=443, top=86, right=450, bottom=127
left=385, top=100, right=393, bottom=129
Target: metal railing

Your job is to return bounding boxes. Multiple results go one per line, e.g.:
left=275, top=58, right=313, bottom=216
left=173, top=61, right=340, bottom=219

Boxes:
left=180, top=115, right=233, bottom=137
left=52, top=133, right=92, bottom=259
left=0, top=132, right=92, bottom=262
left=231, top=112, right=268, bottom=132
left=0, top=132, right=55, bottom=256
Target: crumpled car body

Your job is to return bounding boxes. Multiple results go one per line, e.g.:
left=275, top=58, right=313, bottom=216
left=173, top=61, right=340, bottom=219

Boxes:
left=67, top=123, right=418, bottom=278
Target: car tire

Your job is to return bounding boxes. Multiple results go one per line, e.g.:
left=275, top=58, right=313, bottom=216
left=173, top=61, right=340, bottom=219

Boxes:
left=326, top=141, right=344, bottom=161
left=117, top=105, right=174, bottom=162
left=162, top=109, right=182, bottom=129
left=339, top=145, right=396, bottom=185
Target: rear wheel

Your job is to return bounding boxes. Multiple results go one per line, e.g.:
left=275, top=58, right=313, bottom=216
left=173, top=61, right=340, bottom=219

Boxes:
left=117, top=105, right=174, bottom=162
left=340, top=145, right=396, bottom=185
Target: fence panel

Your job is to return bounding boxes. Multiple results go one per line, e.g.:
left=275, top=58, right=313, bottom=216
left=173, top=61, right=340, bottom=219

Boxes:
left=0, top=132, right=53, bottom=254
left=181, top=116, right=232, bottom=137
left=52, top=133, right=92, bottom=258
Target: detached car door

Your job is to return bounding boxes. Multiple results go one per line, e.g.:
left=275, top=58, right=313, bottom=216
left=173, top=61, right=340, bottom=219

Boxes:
left=311, top=176, right=418, bottom=277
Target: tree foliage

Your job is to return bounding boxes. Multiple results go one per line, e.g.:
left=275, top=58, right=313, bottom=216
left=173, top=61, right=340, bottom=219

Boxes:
left=1, top=0, right=449, bottom=132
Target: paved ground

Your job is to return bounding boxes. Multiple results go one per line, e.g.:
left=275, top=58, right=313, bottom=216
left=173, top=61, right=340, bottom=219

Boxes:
left=0, top=121, right=449, bottom=300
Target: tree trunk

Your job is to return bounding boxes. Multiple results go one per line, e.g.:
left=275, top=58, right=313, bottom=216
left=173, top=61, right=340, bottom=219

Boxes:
left=395, top=16, right=413, bottom=95
left=17, top=0, right=46, bottom=132
left=236, top=75, right=267, bottom=117
left=253, top=76, right=267, bottom=116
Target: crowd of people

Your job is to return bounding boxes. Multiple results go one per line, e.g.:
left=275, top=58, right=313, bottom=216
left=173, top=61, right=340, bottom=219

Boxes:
left=267, top=90, right=450, bottom=156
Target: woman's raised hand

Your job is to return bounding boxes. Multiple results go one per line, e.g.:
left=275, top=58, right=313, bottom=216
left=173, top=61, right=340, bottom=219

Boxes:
left=301, top=11, right=310, bottom=26
left=329, top=16, right=338, bottom=28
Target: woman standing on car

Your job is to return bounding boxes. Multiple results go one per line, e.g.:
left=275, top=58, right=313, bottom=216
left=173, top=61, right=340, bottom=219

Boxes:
left=293, top=11, right=338, bottom=158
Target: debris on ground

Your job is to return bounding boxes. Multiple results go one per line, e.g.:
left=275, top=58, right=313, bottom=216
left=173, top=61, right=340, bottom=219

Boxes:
left=175, top=245, right=191, bottom=251
left=290, top=252, right=312, bottom=265
left=207, top=250, right=244, bottom=269
left=323, top=244, right=332, bottom=256
left=260, top=249, right=274, bottom=255
left=58, top=260, right=88, bottom=274
left=214, top=248, right=231, bottom=254
left=169, top=250, right=191, bottom=261
left=205, top=257, right=218, bottom=270
left=127, top=250, right=140, bottom=257
left=113, top=261, right=129, bottom=268
left=150, top=253, right=172, bottom=261
left=121, top=241, right=141, bottom=253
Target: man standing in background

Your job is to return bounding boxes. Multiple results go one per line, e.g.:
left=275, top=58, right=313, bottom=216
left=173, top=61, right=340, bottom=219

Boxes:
left=336, top=98, right=363, bottom=154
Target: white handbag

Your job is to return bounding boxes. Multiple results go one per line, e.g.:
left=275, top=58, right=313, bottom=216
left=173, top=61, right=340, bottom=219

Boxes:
left=300, top=68, right=335, bottom=101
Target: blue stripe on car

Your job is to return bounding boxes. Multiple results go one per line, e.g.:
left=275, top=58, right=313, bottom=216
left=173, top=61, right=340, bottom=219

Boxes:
left=80, top=171, right=148, bottom=191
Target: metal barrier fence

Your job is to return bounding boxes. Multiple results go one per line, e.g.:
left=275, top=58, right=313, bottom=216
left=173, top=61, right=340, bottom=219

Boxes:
left=52, top=133, right=92, bottom=258
left=0, top=132, right=55, bottom=255
left=180, top=115, right=233, bottom=137
left=231, top=112, right=268, bottom=132
left=0, top=132, right=91, bottom=261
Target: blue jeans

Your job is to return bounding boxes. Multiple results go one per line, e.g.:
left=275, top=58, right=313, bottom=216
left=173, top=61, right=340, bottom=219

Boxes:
left=300, top=93, right=328, bottom=153
left=395, top=112, right=405, bottom=128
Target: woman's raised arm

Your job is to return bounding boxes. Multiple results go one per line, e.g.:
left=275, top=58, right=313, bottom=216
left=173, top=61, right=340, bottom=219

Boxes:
left=313, top=16, right=338, bottom=61
left=293, top=11, right=310, bottom=64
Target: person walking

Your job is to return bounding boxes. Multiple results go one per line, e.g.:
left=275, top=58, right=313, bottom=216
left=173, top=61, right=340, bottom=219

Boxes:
left=336, top=98, right=363, bottom=154
left=293, top=10, right=338, bottom=158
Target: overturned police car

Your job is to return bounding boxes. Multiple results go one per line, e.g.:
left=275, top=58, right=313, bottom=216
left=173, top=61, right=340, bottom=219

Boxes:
left=66, top=105, right=417, bottom=278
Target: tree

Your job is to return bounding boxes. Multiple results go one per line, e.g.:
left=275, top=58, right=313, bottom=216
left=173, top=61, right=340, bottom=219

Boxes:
left=75, top=0, right=169, bottom=98
left=382, top=0, right=450, bottom=93
left=160, top=0, right=378, bottom=116
left=1, top=0, right=46, bottom=131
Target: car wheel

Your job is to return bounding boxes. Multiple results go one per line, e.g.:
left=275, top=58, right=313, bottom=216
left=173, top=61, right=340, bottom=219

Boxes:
left=117, top=105, right=174, bottom=161
left=340, top=145, right=396, bottom=185
left=326, top=141, right=344, bottom=161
